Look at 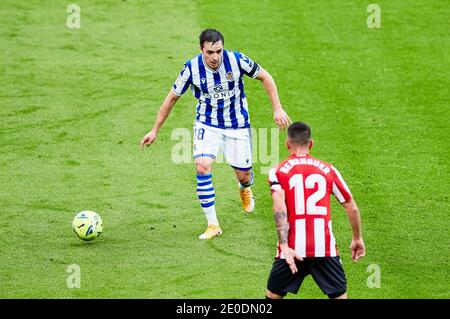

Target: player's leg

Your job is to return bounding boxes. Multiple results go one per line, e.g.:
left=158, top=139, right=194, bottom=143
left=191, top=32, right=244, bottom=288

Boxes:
left=195, top=158, right=222, bottom=240
left=193, top=123, right=222, bottom=240
left=234, top=168, right=254, bottom=213
left=265, top=258, right=305, bottom=299
left=265, top=289, right=285, bottom=299
left=329, top=291, right=347, bottom=299
left=195, top=157, right=213, bottom=174
left=307, top=257, right=348, bottom=299
left=224, top=128, right=254, bottom=213
left=234, top=168, right=253, bottom=185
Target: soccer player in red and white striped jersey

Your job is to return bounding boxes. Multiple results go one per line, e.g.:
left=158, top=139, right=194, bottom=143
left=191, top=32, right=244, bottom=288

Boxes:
left=265, top=122, right=365, bottom=299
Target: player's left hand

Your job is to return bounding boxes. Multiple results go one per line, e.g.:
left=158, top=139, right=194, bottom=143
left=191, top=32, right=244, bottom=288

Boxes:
left=350, top=237, right=366, bottom=263
left=274, top=108, right=292, bottom=130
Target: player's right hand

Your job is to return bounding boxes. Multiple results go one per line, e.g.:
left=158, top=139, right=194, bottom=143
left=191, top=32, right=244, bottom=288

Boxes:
left=274, top=108, right=292, bottom=130
left=140, top=128, right=157, bottom=150
left=281, top=246, right=303, bottom=274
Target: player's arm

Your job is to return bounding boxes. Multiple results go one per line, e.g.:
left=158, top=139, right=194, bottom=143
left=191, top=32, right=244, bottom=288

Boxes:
left=331, top=165, right=365, bottom=262
left=255, top=68, right=291, bottom=129
left=342, top=199, right=365, bottom=263
left=272, top=189, right=302, bottom=273
left=272, top=189, right=289, bottom=248
left=140, top=90, right=180, bottom=150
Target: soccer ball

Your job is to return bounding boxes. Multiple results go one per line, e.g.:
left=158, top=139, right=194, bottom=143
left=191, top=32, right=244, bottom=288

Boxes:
left=72, top=210, right=103, bottom=241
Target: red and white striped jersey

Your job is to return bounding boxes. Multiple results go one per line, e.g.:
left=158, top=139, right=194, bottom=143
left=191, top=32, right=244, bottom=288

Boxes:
left=268, top=154, right=352, bottom=258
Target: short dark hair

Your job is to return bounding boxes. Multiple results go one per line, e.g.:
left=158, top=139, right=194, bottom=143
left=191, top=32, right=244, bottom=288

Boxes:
left=199, top=29, right=224, bottom=48
left=288, top=122, right=312, bottom=146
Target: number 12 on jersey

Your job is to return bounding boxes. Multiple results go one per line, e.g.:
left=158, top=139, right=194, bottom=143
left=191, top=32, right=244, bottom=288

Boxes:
left=289, top=174, right=327, bottom=215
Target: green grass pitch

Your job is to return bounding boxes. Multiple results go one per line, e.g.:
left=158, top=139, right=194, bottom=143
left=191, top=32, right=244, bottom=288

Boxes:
left=0, top=0, right=448, bottom=298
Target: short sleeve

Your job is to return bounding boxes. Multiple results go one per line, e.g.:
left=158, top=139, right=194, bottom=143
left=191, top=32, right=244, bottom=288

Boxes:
left=331, top=165, right=353, bottom=203
left=268, top=167, right=282, bottom=193
left=172, top=63, right=192, bottom=96
left=237, top=52, right=261, bottom=78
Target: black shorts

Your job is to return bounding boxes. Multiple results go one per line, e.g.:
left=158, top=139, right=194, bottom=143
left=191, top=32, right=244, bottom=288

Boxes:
left=266, top=257, right=347, bottom=298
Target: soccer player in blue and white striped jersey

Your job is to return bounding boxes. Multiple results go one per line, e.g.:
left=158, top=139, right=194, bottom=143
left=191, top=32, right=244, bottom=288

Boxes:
left=141, top=29, right=291, bottom=240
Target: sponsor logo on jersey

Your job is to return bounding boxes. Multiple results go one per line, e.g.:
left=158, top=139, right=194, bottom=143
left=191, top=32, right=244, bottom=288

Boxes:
left=213, top=84, right=223, bottom=93
left=203, top=87, right=236, bottom=100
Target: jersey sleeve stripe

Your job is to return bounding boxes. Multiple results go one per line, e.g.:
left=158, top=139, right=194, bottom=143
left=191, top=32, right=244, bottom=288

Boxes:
left=171, top=87, right=183, bottom=96
left=247, top=63, right=260, bottom=78
left=268, top=168, right=279, bottom=183
left=179, top=63, right=192, bottom=94
left=268, top=168, right=282, bottom=192
left=271, top=185, right=282, bottom=192
left=332, top=182, right=346, bottom=203
left=331, top=165, right=352, bottom=196
left=172, top=63, right=192, bottom=96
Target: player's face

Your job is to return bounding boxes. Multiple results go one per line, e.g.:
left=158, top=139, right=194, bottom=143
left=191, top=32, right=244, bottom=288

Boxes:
left=201, top=41, right=223, bottom=70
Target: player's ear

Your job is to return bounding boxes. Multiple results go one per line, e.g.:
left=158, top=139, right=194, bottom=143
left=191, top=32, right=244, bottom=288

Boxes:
left=309, top=139, right=314, bottom=150
left=285, top=139, right=291, bottom=150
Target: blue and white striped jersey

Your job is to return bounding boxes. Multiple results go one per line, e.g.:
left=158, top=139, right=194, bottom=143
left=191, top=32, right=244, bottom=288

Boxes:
left=172, top=50, right=261, bottom=129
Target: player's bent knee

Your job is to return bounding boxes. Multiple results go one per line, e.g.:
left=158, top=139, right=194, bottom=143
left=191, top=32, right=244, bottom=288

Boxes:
left=236, top=170, right=251, bottom=180
left=195, top=162, right=213, bottom=175
left=196, top=166, right=210, bottom=175
left=265, top=289, right=284, bottom=299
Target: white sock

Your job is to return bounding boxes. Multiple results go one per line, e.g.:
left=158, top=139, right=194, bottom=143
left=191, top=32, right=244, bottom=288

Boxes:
left=196, top=173, right=219, bottom=226
left=203, top=204, right=219, bottom=226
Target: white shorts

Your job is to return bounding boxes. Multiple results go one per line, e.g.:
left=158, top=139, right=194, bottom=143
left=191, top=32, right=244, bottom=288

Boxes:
left=193, top=121, right=252, bottom=170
